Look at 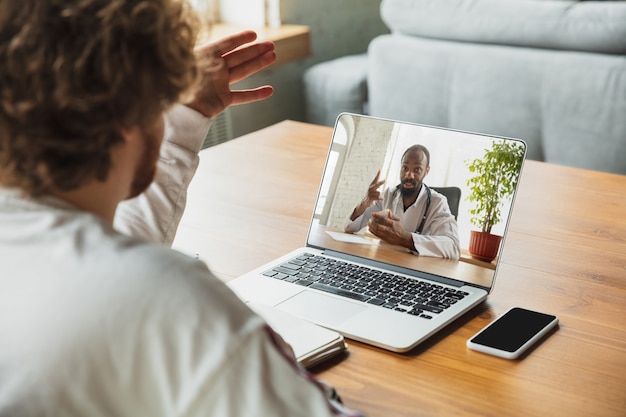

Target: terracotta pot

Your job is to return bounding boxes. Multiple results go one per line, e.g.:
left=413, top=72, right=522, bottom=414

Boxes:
left=469, top=231, right=502, bottom=263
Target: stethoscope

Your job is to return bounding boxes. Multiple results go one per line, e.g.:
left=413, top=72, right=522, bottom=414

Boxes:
left=394, top=183, right=431, bottom=235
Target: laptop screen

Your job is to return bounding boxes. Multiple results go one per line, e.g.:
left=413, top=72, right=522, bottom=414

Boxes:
left=306, top=113, right=526, bottom=291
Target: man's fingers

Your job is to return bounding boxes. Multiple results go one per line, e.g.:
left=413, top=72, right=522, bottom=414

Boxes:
left=370, top=168, right=383, bottom=186
left=371, top=210, right=398, bottom=226
left=196, top=30, right=258, bottom=57
left=227, top=46, right=277, bottom=84
left=368, top=219, right=387, bottom=237
left=371, top=211, right=387, bottom=224
left=229, top=85, right=275, bottom=106
left=195, top=32, right=276, bottom=84
left=386, top=209, right=399, bottom=220
left=369, top=179, right=385, bottom=190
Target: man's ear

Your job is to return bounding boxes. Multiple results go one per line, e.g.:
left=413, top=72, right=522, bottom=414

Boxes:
left=118, top=126, right=140, bottom=144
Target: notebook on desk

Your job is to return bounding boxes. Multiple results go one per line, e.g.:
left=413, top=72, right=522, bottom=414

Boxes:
left=247, top=301, right=347, bottom=368
left=229, top=113, right=526, bottom=353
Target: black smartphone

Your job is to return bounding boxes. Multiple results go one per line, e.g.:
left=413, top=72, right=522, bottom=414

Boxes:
left=467, top=307, right=558, bottom=359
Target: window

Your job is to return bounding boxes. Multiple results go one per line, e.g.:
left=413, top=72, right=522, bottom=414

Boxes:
left=189, top=0, right=281, bottom=27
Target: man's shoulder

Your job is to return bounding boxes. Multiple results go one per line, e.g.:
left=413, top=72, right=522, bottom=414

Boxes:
left=0, top=210, right=266, bottom=416
left=428, top=186, right=451, bottom=203
left=0, top=254, right=265, bottom=416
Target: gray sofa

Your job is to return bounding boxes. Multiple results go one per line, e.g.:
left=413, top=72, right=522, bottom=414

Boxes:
left=304, top=0, right=626, bottom=175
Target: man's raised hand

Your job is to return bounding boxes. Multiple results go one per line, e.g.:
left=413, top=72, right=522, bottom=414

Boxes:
left=365, top=169, right=386, bottom=205
left=187, top=31, right=277, bottom=119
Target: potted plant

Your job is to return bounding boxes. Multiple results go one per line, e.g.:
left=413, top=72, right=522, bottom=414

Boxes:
left=465, top=139, right=525, bottom=262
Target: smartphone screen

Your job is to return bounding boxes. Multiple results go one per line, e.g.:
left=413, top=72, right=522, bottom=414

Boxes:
left=467, top=307, right=558, bottom=359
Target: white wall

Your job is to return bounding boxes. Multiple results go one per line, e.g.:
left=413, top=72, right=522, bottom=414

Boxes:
left=228, top=0, right=388, bottom=138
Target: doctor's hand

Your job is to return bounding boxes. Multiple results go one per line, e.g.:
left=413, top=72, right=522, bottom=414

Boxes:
left=369, top=210, right=414, bottom=250
left=349, top=169, right=386, bottom=221
left=186, top=30, right=276, bottom=119
left=364, top=169, right=385, bottom=205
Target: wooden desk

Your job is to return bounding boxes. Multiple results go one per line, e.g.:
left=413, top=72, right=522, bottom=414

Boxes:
left=173, top=120, right=626, bottom=417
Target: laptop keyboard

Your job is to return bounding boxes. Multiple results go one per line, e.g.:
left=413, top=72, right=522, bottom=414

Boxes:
left=262, top=253, right=469, bottom=320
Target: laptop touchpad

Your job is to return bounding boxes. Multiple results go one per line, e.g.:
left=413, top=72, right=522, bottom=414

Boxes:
left=276, top=290, right=366, bottom=327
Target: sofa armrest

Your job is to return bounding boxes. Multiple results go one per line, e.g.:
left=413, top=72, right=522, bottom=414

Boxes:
left=304, top=54, right=369, bottom=126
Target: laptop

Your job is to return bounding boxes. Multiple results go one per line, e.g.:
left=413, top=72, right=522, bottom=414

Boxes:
left=228, top=113, right=527, bottom=352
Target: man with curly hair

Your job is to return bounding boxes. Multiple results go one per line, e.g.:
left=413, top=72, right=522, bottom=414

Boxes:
left=0, top=0, right=363, bottom=416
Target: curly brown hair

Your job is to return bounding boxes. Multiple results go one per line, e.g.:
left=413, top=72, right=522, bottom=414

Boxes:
left=0, top=0, right=201, bottom=195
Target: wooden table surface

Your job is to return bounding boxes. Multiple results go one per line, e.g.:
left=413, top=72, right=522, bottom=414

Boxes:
left=173, top=120, right=626, bottom=417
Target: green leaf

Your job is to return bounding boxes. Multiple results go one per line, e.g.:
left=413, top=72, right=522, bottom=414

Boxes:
left=465, top=139, right=524, bottom=233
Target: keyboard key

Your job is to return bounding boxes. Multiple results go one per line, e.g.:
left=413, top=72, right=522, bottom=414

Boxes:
left=274, top=266, right=298, bottom=275
left=366, top=298, right=385, bottom=306
left=413, top=303, right=443, bottom=314
left=427, top=300, right=450, bottom=309
left=309, top=283, right=370, bottom=302
left=445, top=291, right=466, bottom=300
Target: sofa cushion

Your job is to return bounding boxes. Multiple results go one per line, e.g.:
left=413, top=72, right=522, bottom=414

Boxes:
left=381, top=0, right=626, bottom=54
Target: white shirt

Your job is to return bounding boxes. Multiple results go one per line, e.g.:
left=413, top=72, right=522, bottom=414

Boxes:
left=345, top=185, right=460, bottom=259
left=0, top=105, right=363, bottom=417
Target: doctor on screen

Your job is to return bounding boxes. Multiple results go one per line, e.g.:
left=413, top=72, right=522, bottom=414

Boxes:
left=345, top=144, right=460, bottom=259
